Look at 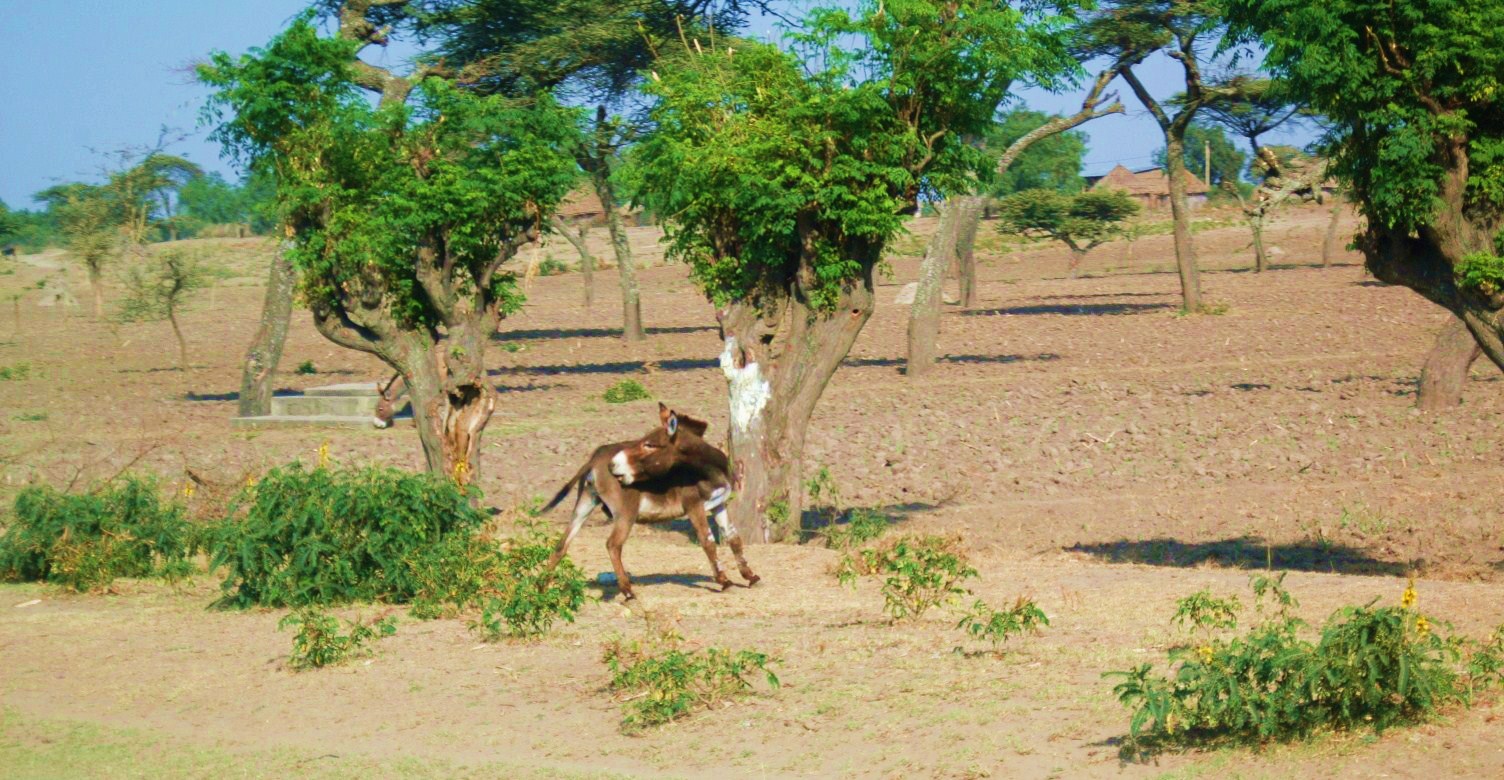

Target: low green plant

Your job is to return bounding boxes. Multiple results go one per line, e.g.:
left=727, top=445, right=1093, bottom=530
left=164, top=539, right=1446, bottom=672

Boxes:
left=821, top=507, right=890, bottom=550
left=13, top=412, right=47, bottom=422
left=1455, top=252, right=1504, bottom=296
left=500, top=342, right=524, bottom=353
left=0, top=362, right=29, bottom=380
left=837, top=533, right=977, bottom=620
left=294, top=360, right=316, bottom=375
left=1171, top=590, right=1241, bottom=633
left=537, top=256, right=569, bottom=276
left=0, top=476, right=196, bottom=592
left=208, top=462, right=487, bottom=608
left=602, top=379, right=651, bottom=404
left=469, top=521, right=587, bottom=640
left=603, top=624, right=779, bottom=732
left=1106, top=576, right=1502, bottom=751
left=279, top=608, right=397, bottom=670
left=956, top=597, right=1050, bottom=653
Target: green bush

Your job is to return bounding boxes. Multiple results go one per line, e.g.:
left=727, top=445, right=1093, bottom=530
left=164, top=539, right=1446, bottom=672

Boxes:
left=603, top=625, right=779, bottom=732
left=820, top=507, right=890, bottom=551
left=603, top=379, right=651, bottom=404
left=0, top=476, right=196, bottom=592
left=1106, top=575, right=1504, bottom=750
left=955, top=597, right=1050, bottom=653
left=537, top=256, right=569, bottom=276
left=279, top=608, right=397, bottom=670
left=294, top=360, right=317, bottom=375
left=208, top=463, right=487, bottom=608
left=1455, top=252, right=1504, bottom=296
left=837, top=533, right=977, bottom=620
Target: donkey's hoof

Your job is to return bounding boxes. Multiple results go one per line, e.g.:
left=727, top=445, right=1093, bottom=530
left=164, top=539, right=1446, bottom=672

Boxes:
left=744, top=574, right=761, bottom=587
left=716, top=578, right=734, bottom=592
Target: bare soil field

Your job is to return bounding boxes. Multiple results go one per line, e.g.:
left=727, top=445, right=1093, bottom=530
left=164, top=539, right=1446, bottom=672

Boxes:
left=2, top=205, right=1503, bottom=778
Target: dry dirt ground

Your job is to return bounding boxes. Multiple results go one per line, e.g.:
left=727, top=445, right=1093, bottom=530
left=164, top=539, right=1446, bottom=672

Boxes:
left=2, top=205, right=1504, bottom=778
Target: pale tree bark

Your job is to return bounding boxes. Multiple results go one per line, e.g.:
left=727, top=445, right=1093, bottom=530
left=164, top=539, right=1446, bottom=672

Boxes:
left=168, top=305, right=189, bottom=370
left=88, top=265, right=104, bottom=319
left=1249, top=212, right=1269, bottom=272
left=907, top=201, right=961, bottom=375
left=1322, top=199, right=1344, bottom=267
left=603, top=198, right=645, bottom=340
left=718, top=274, right=875, bottom=543
left=906, top=64, right=1125, bottom=373
left=238, top=251, right=295, bottom=417
left=551, top=216, right=595, bottom=308
left=1415, top=315, right=1483, bottom=411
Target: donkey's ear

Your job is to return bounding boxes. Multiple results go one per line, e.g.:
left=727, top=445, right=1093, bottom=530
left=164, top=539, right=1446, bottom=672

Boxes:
left=666, top=412, right=680, bottom=438
left=678, top=415, right=709, bottom=437
left=658, top=402, right=672, bottom=425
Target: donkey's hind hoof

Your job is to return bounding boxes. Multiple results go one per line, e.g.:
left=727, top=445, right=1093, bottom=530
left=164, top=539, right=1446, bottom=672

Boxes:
left=744, top=574, right=761, bottom=587
left=716, top=578, right=734, bottom=592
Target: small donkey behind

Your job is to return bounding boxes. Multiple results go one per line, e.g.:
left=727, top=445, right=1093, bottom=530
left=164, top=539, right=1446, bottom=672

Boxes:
left=543, top=403, right=758, bottom=600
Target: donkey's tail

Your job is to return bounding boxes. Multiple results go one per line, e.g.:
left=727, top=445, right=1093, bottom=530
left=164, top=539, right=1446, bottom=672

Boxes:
left=541, top=460, right=593, bottom=513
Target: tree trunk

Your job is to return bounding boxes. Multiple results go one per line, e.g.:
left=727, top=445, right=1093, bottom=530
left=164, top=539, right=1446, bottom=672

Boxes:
left=400, top=324, right=496, bottom=487
left=1416, top=315, right=1483, bottom=411
left=88, top=265, right=104, bottom=319
left=168, top=306, right=189, bottom=370
left=594, top=180, right=644, bottom=341
left=1250, top=211, right=1268, bottom=273
left=238, top=252, right=295, bottom=417
left=718, top=278, right=876, bottom=543
left=1164, top=135, right=1204, bottom=312
left=1068, top=246, right=1088, bottom=277
left=952, top=196, right=985, bottom=308
left=1322, top=200, right=1343, bottom=267
left=551, top=216, right=594, bottom=308
left=907, top=201, right=961, bottom=375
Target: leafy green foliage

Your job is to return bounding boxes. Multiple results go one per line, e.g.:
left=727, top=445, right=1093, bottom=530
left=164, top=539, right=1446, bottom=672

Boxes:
left=1455, top=253, right=1504, bottom=297
left=199, top=17, right=580, bottom=332
left=294, top=360, right=317, bottom=375
left=0, top=476, right=196, bottom=592
left=208, top=462, right=487, bottom=608
left=1226, top=0, right=1504, bottom=235
left=35, top=183, right=119, bottom=277
left=175, top=171, right=276, bottom=235
left=837, top=533, right=978, bottom=620
left=1106, top=576, right=1504, bottom=749
left=803, top=466, right=891, bottom=549
left=956, top=597, right=1050, bottom=653
left=632, top=0, right=1082, bottom=309
left=536, top=256, right=569, bottom=276
left=279, top=608, right=397, bottom=671
left=603, top=623, right=779, bottom=732
left=467, top=521, right=587, bottom=640
left=0, top=362, right=30, bottom=381
left=986, top=108, right=1090, bottom=197
left=996, top=189, right=1141, bottom=255
left=602, top=379, right=650, bottom=404
left=1171, top=590, right=1241, bottom=633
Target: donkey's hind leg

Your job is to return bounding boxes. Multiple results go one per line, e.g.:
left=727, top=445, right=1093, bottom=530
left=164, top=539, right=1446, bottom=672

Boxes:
left=687, top=503, right=732, bottom=591
left=712, top=506, right=760, bottom=586
left=547, top=476, right=599, bottom=570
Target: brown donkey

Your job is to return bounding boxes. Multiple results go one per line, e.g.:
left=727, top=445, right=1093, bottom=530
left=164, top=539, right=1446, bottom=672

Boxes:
left=543, top=403, right=759, bottom=600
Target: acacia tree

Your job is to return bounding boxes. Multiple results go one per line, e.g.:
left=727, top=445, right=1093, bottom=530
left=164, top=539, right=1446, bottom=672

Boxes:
left=633, top=0, right=1079, bottom=541
left=1227, top=2, right=1504, bottom=375
left=1200, top=78, right=1304, bottom=271
left=995, top=189, right=1140, bottom=275
left=907, top=63, right=1125, bottom=374
left=201, top=2, right=578, bottom=482
left=1085, top=0, right=1232, bottom=313
left=34, top=184, right=119, bottom=318
left=118, top=248, right=216, bottom=370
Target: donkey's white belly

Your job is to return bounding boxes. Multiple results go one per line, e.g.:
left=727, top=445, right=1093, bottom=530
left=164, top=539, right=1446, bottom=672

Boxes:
left=636, top=493, right=684, bottom=522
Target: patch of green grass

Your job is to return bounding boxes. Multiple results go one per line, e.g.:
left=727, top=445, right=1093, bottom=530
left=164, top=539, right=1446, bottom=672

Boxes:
left=12, top=412, right=47, bottom=422
left=0, top=709, right=633, bottom=779
left=295, top=360, right=317, bottom=375
left=602, top=379, right=650, bottom=404
left=0, top=362, right=30, bottom=381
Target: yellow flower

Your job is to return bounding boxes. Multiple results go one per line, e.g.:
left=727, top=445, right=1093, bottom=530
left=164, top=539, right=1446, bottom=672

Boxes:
left=317, top=441, right=331, bottom=469
left=1415, top=616, right=1431, bottom=637
left=182, top=482, right=196, bottom=499
left=453, top=459, right=470, bottom=484
left=1401, top=579, right=1417, bottom=609
left=245, top=474, right=257, bottom=489
left=1197, top=645, right=1215, bottom=665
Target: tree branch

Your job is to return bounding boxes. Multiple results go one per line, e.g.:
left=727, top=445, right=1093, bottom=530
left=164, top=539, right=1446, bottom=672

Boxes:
left=998, top=62, right=1125, bottom=175
left=1120, top=66, right=1172, bottom=131
left=337, top=0, right=416, bottom=107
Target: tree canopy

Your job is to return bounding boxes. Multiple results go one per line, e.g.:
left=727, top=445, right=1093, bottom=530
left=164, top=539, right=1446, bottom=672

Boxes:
left=1153, top=122, right=1245, bottom=186
left=996, top=188, right=1140, bottom=255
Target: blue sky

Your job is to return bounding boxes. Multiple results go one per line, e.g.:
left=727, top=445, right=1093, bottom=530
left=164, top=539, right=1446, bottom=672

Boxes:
left=0, top=1, right=1314, bottom=209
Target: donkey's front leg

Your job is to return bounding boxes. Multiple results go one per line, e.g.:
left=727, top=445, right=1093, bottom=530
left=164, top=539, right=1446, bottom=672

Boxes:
left=605, top=505, right=639, bottom=601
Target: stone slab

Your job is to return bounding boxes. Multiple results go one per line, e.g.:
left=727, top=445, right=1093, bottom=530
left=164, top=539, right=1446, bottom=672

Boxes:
left=230, top=414, right=405, bottom=429
left=304, top=382, right=383, bottom=397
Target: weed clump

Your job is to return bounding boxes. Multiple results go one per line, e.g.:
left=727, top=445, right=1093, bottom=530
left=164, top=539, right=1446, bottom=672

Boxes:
left=0, top=476, right=196, bottom=592
left=955, top=597, right=1050, bottom=653
left=837, top=533, right=977, bottom=620
left=294, top=360, right=316, bottom=375
left=0, top=361, right=30, bottom=380
left=280, top=608, right=397, bottom=670
left=1107, top=574, right=1504, bottom=751
left=603, top=617, right=779, bottom=732
left=208, top=462, right=486, bottom=608
left=603, top=379, right=651, bottom=404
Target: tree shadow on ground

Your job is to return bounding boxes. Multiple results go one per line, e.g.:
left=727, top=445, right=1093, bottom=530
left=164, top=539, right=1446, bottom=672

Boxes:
left=1068, top=536, right=1413, bottom=576
left=185, top=388, right=303, bottom=402
left=1028, top=292, right=1168, bottom=301
left=491, top=358, right=718, bottom=377
left=963, top=302, right=1171, bottom=317
left=494, top=325, right=716, bottom=342
left=844, top=353, right=1062, bottom=369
